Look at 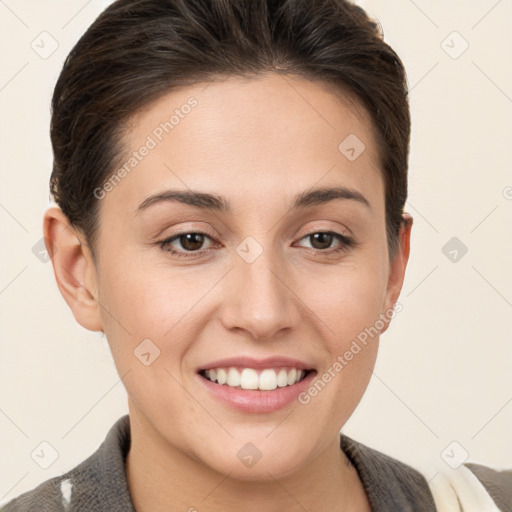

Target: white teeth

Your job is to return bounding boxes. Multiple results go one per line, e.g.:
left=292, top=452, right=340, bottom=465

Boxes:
left=227, top=367, right=241, bottom=387
left=276, top=369, right=288, bottom=387
left=259, top=369, right=277, bottom=390
left=216, top=368, right=227, bottom=385
left=240, top=368, right=259, bottom=390
left=202, top=367, right=308, bottom=390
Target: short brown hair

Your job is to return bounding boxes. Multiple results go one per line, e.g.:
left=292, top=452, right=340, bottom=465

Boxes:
left=50, top=0, right=410, bottom=261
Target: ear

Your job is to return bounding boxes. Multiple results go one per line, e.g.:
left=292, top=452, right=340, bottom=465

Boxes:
left=380, top=212, right=413, bottom=334
left=43, top=206, right=103, bottom=332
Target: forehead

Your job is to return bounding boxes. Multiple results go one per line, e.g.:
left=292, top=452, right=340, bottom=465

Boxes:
left=106, top=73, right=384, bottom=217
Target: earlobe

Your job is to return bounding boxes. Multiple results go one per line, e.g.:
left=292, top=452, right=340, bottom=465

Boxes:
left=43, top=206, right=104, bottom=332
left=380, top=212, right=413, bottom=334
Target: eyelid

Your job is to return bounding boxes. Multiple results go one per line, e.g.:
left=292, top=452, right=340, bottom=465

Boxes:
left=294, top=230, right=354, bottom=251
left=157, top=228, right=356, bottom=261
left=160, top=230, right=217, bottom=249
left=155, top=223, right=218, bottom=241
left=298, top=230, right=351, bottom=242
left=295, top=221, right=353, bottom=239
left=160, top=227, right=351, bottom=246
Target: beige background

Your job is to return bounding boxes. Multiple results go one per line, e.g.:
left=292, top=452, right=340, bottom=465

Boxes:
left=1, top=0, right=511, bottom=503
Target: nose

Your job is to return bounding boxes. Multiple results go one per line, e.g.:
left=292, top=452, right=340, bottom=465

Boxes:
left=219, top=247, right=301, bottom=341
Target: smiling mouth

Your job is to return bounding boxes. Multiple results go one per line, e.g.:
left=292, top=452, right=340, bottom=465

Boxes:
left=198, top=367, right=314, bottom=391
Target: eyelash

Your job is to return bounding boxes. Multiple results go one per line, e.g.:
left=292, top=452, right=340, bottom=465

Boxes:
left=156, top=230, right=356, bottom=259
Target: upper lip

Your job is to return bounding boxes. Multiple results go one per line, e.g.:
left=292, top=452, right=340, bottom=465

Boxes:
left=197, top=356, right=315, bottom=372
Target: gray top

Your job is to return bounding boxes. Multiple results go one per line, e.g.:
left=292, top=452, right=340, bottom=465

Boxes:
left=2, top=414, right=510, bottom=511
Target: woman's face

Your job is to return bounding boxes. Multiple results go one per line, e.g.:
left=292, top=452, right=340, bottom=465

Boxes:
left=55, top=73, right=411, bottom=480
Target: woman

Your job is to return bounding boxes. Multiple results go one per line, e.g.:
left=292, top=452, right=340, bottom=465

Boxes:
left=2, top=0, right=510, bottom=510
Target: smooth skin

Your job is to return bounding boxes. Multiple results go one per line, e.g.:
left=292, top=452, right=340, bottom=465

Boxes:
left=44, top=72, right=412, bottom=511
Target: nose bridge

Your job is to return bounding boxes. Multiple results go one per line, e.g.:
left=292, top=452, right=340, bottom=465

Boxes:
left=221, top=236, right=300, bottom=340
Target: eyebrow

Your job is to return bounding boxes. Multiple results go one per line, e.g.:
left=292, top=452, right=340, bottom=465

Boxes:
left=135, top=186, right=371, bottom=215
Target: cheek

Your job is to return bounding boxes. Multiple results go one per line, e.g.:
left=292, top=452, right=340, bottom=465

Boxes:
left=306, top=260, right=387, bottom=344
left=96, top=252, right=212, bottom=371
left=299, top=256, right=387, bottom=403
left=99, top=250, right=182, bottom=329
left=95, top=259, right=197, bottom=415
left=296, top=268, right=385, bottom=427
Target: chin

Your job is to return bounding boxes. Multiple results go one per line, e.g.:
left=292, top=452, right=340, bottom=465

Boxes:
left=201, top=441, right=310, bottom=482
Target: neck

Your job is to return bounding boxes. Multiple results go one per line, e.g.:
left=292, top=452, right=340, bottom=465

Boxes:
left=125, top=409, right=370, bottom=512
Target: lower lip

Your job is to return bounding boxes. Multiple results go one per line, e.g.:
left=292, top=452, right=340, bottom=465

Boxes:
left=196, top=371, right=317, bottom=413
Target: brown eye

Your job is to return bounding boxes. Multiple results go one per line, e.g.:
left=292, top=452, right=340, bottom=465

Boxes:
left=309, top=232, right=334, bottom=250
left=178, top=233, right=206, bottom=251
left=158, top=232, right=215, bottom=258
left=296, top=231, right=354, bottom=255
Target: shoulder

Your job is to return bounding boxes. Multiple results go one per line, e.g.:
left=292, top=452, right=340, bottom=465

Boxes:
left=465, top=461, right=512, bottom=510
left=430, top=462, right=512, bottom=512
left=0, top=458, right=96, bottom=512
left=0, top=415, right=134, bottom=512
left=340, top=433, right=438, bottom=511
left=0, top=475, right=67, bottom=512
left=341, top=433, right=512, bottom=512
